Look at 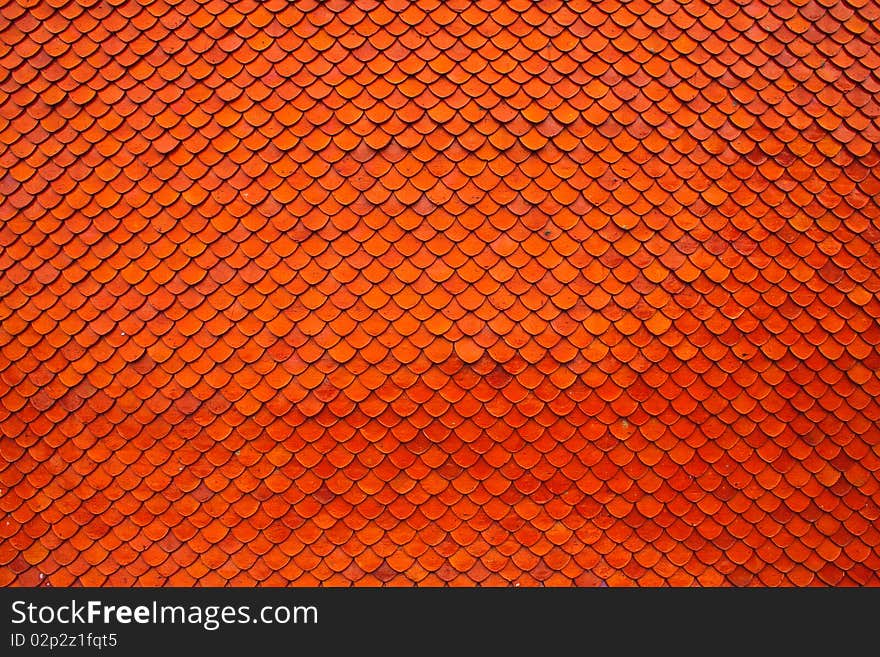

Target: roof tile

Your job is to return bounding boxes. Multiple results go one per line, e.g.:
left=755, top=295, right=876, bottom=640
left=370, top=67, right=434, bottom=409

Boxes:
left=1, top=0, right=879, bottom=588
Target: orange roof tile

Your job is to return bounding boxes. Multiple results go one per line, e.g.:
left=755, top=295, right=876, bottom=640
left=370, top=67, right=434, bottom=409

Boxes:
left=1, top=0, right=880, bottom=587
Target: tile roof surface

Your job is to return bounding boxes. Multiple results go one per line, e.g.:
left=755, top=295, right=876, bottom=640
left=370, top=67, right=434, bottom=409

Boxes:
left=1, top=0, right=879, bottom=587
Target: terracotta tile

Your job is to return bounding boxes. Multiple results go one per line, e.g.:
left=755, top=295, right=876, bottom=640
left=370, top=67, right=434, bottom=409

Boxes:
left=1, top=0, right=878, bottom=589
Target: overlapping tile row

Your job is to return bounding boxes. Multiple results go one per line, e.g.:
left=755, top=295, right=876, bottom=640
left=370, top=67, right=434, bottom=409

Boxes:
left=1, top=0, right=879, bottom=587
